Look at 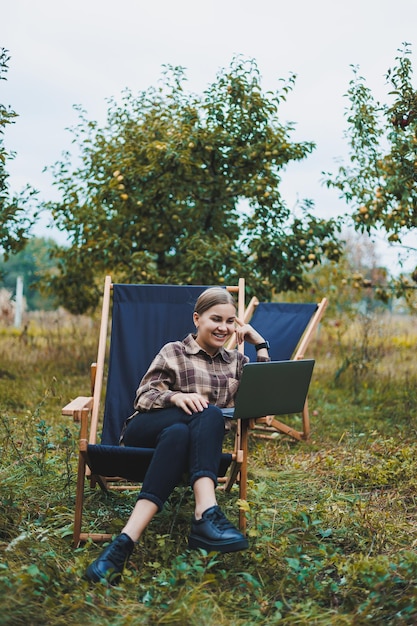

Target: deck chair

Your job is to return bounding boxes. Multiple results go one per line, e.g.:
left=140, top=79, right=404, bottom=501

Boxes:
left=241, top=296, right=328, bottom=441
left=62, top=276, right=249, bottom=546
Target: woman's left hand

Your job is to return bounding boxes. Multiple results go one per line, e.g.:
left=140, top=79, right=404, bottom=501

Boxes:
left=234, top=317, right=265, bottom=346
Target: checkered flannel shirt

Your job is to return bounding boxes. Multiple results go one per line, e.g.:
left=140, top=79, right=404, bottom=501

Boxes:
left=134, top=333, right=270, bottom=412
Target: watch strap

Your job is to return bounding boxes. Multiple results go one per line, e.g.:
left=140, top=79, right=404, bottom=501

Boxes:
left=255, top=341, right=270, bottom=351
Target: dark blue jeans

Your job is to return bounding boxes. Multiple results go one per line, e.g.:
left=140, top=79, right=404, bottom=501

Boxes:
left=122, top=405, right=225, bottom=511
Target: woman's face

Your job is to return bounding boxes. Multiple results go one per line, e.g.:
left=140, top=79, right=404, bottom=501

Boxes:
left=193, top=303, right=236, bottom=356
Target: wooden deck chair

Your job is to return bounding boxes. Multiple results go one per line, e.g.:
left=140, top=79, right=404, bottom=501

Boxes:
left=62, top=276, right=249, bottom=546
left=241, top=296, right=328, bottom=442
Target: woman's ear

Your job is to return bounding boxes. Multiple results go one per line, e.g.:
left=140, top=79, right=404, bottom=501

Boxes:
left=193, top=312, right=199, bottom=329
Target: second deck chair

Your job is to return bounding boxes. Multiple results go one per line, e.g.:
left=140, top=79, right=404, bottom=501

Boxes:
left=63, top=276, right=249, bottom=546
left=242, top=296, right=328, bottom=441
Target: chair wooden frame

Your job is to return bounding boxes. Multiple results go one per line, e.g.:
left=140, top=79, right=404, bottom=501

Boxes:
left=242, top=295, right=328, bottom=442
left=63, top=276, right=250, bottom=546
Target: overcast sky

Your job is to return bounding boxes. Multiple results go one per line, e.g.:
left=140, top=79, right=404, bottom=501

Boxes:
left=2, top=0, right=417, bottom=273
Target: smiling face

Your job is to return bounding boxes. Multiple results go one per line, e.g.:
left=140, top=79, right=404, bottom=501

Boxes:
left=193, top=303, right=236, bottom=356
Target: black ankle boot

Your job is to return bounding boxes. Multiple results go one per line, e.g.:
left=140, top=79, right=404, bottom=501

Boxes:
left=188, top=506, right=248, bottom=553
left=85, top=533, right=134, bottom=584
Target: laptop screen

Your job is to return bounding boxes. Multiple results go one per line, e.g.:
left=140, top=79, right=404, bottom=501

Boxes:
left=225, top=359, right=315, bottom=420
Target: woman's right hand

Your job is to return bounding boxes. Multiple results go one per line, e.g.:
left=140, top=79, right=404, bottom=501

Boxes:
left=171, top=392, right=209, bottom=415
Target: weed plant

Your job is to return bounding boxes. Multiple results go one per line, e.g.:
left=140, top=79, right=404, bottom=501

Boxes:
left=1, top=309, right=417, bottom=625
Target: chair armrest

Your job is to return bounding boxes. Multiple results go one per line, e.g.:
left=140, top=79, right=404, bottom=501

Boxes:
left=62, top=396, right=93, bottom=422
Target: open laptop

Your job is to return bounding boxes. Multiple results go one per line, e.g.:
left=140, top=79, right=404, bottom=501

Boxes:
left=221, top=359, right=315, bottom=420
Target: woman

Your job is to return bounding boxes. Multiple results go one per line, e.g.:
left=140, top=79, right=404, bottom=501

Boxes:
left=85, top=287, right=270, bottom=584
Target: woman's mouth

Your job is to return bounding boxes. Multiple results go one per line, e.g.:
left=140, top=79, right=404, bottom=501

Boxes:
left=213, top=332, right=227, bottom=340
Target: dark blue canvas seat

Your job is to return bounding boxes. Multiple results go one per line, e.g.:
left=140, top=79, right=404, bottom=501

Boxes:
left=244, top=302, right=318, bottom=362
left=102, top=283, right=210, bottom=446
left=63, top=277, right=246, bottom=546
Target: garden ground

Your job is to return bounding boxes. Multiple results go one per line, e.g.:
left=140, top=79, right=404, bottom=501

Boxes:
left=0, top=308, right=417, bottom=625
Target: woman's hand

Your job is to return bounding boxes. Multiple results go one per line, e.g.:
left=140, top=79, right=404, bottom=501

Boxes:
left=171, top=392, right=209, bottom=415
left=234, top=317, right=265, bottom=346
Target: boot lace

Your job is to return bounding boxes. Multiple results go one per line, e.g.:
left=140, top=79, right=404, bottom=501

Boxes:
left=205, top=506, right=235, bottom=531
left=108, top=535, right=132, bottom=568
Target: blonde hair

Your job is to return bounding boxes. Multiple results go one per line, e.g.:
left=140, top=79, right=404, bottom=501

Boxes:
left=194, top=287, right=236, bottom=316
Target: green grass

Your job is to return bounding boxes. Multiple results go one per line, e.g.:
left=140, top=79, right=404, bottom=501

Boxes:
left=1, top=310, right=417, bottom=625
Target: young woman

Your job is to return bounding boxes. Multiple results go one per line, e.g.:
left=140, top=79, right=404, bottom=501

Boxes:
left=85, top=287, right=270, bottom=584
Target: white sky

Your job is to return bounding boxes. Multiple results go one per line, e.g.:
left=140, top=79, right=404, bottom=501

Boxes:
left=2, top=0, right=417, bottom=274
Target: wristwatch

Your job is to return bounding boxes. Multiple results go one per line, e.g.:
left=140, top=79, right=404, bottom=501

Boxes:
left=255, top=341, right=270, bottom=351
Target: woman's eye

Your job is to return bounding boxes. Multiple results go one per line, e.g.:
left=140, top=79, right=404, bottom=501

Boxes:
left=210, top=317, right=235, bottom=324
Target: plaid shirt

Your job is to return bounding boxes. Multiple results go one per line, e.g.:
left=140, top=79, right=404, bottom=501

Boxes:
left=134, top=333, right=269, bottom=412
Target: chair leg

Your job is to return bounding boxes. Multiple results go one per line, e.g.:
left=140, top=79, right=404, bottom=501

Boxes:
left=73, top=450, right=86, bottom=548
left=223, top=450, right=243, bottom=493
left=73, top=407, right=90, bottom=547
left=254, top=416, right=304, bottom=441
left=302, top=398, right=310, bottom=440
left=238, top=419, right=249, bottom=533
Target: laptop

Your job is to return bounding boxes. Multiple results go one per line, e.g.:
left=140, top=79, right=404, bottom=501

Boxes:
left=221, top=359, right=315, bottom=420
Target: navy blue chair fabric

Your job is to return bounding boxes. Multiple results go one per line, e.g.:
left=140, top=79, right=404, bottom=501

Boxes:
left=245, top=302, right=318, bottom=363
left=102, top=284, right=209, bottom=445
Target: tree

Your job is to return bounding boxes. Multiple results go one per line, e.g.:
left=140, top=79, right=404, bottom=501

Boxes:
left=46, top=58, right=342, bottom=313
left=0, top=48, right=38, bottom=256
left=325, top=44, right=417, bottom=302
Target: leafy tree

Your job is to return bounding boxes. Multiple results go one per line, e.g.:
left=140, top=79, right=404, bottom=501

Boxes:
left=0, top=237, right=58, bottom=310
left=0, top=48, right=38, bottom=256
left=325, top=44, right=417, bottom=302
left=46, top=58, right=342, bottom=313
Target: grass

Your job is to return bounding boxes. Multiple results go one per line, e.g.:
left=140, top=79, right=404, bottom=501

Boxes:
left=1, top=308, right=417, bottom=625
